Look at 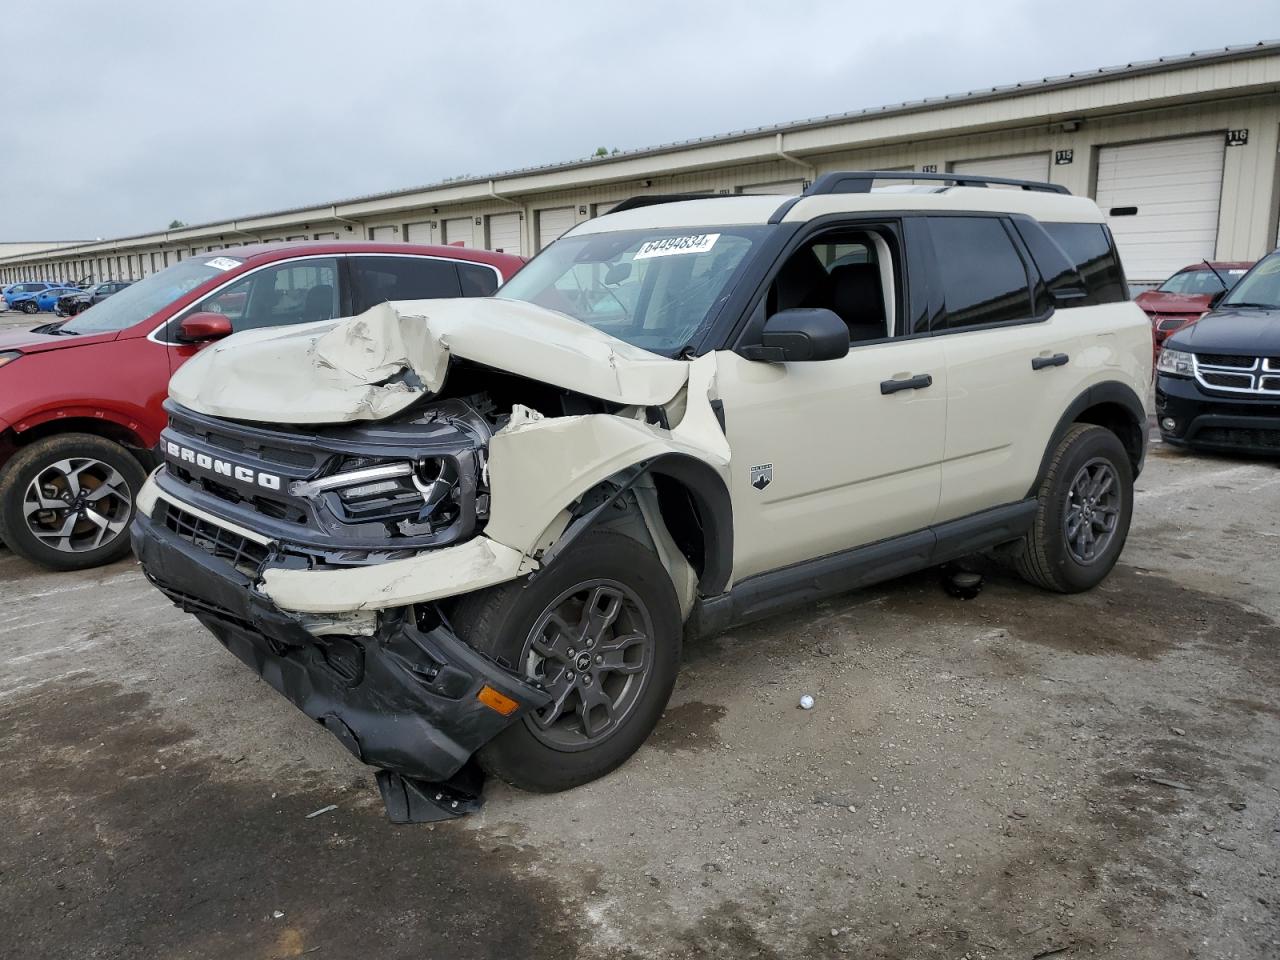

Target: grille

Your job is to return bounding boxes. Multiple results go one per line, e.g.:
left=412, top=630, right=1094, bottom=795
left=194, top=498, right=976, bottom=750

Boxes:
left=1197, top=353, right=1255, bottom=369
left=1196, top=426, right=1280, bottom=450
left=1193, top=355, right=1280, bottom=396
left=161, top=502, right=271, bottom=574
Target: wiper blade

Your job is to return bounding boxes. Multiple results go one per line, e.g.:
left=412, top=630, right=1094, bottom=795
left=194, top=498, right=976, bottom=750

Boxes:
left=1223, top=302, right=1274, bottom=309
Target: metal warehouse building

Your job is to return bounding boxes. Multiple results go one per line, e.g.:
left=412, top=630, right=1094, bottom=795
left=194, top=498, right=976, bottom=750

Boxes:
left=4, top=42, right=1280, bottom=287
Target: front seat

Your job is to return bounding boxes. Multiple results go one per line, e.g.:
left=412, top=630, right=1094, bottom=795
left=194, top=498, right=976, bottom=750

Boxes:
left=301, top=284, right=336, bottom=323
left=827, top=263, right=887, bottom=341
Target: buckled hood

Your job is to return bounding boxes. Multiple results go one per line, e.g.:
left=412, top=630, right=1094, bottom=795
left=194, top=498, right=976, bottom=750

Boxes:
left=167, top=299, right=692, bottom=424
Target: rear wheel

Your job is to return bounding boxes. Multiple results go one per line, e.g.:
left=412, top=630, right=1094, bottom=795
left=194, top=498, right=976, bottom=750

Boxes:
left=0, top=433, right=146, bottom=571
left=1014, top=424, right=1133, bottom=593
left=452, top=530, right=682, bottom=792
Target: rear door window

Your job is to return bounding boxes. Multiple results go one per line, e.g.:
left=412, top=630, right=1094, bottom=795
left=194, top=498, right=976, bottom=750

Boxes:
left=350, top=256, right=461, bottom=312
left=927, top=217, right=1034, bottom=329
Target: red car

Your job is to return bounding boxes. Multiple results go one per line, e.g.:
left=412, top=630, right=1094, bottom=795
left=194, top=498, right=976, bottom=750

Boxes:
left=0, top=242, right=524, bottom=571
left=1135, top=261, right=1253, bottom=354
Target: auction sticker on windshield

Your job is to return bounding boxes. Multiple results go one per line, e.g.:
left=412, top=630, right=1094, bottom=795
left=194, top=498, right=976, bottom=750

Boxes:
left=634, top=234, right=720, bottom=260
left=205, top=257, right=243, bottom=271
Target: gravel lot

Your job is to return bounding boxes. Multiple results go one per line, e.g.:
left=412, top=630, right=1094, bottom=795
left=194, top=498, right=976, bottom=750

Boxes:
left=1, top=369, right=1277, bottom=958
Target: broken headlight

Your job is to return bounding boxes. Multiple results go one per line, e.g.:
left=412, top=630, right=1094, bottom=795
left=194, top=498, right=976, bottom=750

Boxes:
left=292, top=458, right=465, bottom=536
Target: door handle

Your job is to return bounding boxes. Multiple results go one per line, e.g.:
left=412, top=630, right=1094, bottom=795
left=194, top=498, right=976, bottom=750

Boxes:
left=1032, top=353, right=1070, bottom=370
left=880, top=373, right=933, bottom=395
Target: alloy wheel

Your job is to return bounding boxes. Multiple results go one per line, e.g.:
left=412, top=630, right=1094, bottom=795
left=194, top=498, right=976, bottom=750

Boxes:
left=22, top=457, right=133, bottom=553
left=1063, top=457, right=1120, bottom=564
left=520, top=579, right=655, bottom=751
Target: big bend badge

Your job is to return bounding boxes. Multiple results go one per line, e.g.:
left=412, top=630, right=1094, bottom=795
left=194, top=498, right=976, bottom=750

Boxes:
left=750, top=463, right=773, bottom=491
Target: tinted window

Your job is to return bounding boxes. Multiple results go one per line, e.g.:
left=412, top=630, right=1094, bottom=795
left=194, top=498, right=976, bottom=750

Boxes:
left=458, top=261, right=500, bottom=296
left=195, top=258, right=340, bottom=332
left=929, top=217, right=1032, bottom=329
left=1040, top=222, right=1127, bottom=305
left=351, top=256, right=461, bottom=312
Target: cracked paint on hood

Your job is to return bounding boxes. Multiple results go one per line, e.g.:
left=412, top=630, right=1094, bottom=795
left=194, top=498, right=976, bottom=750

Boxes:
left=168, top=299, right=691, bottom=424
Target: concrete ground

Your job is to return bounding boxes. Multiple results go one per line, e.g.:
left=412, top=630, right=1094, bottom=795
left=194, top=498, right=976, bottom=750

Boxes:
left=1, top=440, right=1278, bottom=959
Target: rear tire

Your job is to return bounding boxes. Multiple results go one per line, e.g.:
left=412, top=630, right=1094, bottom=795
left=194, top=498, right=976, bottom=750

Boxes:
left=1014, top=424, right=1133, bottom=593
left=451, top=530, right=682, bottom=792
left=0, top=433, right=146, bottom=572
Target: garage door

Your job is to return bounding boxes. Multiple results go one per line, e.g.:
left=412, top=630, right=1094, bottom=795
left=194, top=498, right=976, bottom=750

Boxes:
left=405, top=221, right=436, bottom=244
left=537, top=207, right=576, bottom=249
left=739, top=180, right=806, bottom=195
left=593, top=201, right=620, bottom=218
left=368, top=225, right=399, bottom=242
left=443, top=218, right=473, bottom=247
left=486, top=212, right=521, bottom=254
left=1094, top=135, right=1225, bottom=284
left=951, top=153, right=1051, bottom=186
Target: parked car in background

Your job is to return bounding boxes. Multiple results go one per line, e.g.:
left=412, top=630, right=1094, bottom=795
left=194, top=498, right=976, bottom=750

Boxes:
left=1136, top=261, right=1253, bottom=353
left=55, top=280, right=133, bottom=316
left=1156, top=251, right=1280, bottom=454
left=19, top=286, right=81, bottom=314
left=3, top=281, right=63, bottom=310
left=0, top=241, right=525, bottom=572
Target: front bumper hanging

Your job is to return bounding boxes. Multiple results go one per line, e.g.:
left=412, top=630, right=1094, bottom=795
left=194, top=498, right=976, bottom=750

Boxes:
left=130, top=508, right=550, bottom=821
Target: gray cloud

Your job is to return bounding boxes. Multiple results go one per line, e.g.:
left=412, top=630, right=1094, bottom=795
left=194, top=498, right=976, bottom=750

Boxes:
left=2, top=0, right=1277, bottom=240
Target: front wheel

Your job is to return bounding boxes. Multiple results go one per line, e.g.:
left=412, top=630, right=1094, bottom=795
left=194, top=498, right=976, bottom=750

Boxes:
left=452, top=530, right=682, bottom=792
left=0, top=433, right=146, bottom=571
left=1014, top=424, right=1134, bottom=593
left=20, top=300, right=38, bottom=314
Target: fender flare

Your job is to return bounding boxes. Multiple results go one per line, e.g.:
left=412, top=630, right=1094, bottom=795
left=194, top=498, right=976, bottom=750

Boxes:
left=11, top=404, right=156, bottom=446
left=539, top=452, right=734, bottom=598
left=1028, top=381, right=1147, bottom=498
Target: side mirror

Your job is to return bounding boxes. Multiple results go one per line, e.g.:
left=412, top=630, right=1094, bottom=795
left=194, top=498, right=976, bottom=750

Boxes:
left=740, top=308, right=849, bottom=362
left=179, top=311, right=233, bottom=342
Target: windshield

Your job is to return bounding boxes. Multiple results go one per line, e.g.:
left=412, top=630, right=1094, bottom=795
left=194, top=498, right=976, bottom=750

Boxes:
left=1220, top=253, right=1280, bottom=310
left=496, top=226, right=766, bottom=354
left=1156, top=267, right=1243, bottom=295
left=61, top=258, right=238, bottom=334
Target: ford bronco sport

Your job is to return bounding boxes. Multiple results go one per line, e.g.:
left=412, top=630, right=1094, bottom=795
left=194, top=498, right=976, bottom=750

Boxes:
left=131, top=172, right=1151, bottom=819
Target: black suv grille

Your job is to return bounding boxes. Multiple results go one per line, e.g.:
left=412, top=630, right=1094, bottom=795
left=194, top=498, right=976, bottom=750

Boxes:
left=161, top=502, right=271, bottom=574
left=1196, top=353, right=1255, bottom=368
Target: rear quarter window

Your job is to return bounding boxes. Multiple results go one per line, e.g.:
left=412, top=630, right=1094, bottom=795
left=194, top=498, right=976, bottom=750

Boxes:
left=1038, top=222, right=1128, bottom=306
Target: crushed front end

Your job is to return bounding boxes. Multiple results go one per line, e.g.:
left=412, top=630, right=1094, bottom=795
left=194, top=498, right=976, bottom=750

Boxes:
left=131, top=398, right=551, bottom=819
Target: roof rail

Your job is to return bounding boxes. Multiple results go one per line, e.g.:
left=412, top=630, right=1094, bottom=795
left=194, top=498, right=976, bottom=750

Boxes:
left=608, top=193, right=723, bottom=214
left=805, top=171, right=1071, bottom=196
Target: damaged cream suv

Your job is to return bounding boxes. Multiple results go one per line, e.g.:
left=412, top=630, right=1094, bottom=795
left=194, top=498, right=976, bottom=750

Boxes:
left=132, top=172, right=1152, bottom=819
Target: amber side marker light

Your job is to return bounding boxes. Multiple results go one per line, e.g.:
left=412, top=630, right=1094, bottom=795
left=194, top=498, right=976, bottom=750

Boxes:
left=477, top=685, right=519, bottom=716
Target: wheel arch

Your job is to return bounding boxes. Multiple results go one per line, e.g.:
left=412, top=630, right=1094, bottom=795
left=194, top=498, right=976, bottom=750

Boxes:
left=541, top=452, right=734, bottom=600
left=1028, top=381, right=1147, bottom=498
left=2, top=413, right=158, bottom=473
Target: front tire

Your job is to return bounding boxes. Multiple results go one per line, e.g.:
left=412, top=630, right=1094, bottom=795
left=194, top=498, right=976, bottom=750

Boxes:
left=1014, top=424, right=1134, bottom=593
left=0, top=433, right=146, bottom=571
left=452, top=530, right=682, bottom=792
left=20, top=300, right=38, bottom=314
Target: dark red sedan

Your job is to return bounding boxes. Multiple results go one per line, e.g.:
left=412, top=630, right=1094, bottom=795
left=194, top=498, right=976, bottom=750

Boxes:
left=0, top=241, right=524, bottom=571
left=1136, top=261, right=1254, bottom=353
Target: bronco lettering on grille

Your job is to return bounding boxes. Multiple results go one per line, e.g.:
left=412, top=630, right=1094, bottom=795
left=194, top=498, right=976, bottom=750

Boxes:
left=165, top=441, right=282, bottom=491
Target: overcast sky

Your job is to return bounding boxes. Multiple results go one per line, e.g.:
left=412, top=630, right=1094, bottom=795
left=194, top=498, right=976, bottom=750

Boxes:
left=2, top=1, right=1278, bottom=241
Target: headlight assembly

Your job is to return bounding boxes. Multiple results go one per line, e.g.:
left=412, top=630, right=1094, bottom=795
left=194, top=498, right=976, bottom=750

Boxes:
left=0, top=351, right=21, bottom=369
left=1156, top=348, right=1194, bottom=377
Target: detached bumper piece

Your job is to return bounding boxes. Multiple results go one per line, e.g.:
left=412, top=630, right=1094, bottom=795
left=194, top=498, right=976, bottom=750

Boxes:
left=130, top=509, right=550, bottom=821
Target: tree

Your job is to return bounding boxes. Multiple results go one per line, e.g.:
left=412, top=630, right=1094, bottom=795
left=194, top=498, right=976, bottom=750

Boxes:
left=168, top=219, right=187, bottom=229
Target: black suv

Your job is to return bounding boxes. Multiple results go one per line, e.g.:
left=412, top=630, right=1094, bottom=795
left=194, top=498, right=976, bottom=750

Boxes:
left=1156, top=249, right=1280, bottom=454
left=56, top=280, right=133, bottom=316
